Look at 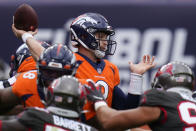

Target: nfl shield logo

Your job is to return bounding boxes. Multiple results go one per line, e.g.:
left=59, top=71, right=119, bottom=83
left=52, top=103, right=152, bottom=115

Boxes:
left=97, top=68, right=102, bottom=74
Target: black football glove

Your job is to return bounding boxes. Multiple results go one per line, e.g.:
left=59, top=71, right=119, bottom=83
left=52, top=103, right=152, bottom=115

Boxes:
left=84, top=79, right=105, bottom=103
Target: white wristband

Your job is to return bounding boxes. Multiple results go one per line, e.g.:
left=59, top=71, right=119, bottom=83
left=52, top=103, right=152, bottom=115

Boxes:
left=128, top=73, right=143, bottom=95
left=94, top=101, right=107, bottom=111
left=0, top=81, right=4, bottom=89
left=8, top=76, right=17, bottom=85
left=22, top=33, right=33, bottom=43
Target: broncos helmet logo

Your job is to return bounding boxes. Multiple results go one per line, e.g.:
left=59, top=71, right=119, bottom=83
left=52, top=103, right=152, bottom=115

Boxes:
left=72, top=15, right=98, bottom=28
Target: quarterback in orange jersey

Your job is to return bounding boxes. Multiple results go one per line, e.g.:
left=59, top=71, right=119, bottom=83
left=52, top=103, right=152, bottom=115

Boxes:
left=74, top=53, right=120, bottom=120
left=70, top=13, right=154, bottom=127
left=0, top=44, right=77, bottom=114
left=12, top=13, right=155, bottom=129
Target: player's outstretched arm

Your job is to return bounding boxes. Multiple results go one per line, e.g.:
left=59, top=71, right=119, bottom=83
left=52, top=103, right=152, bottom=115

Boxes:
left=128, top=55, right=156, bottom=95
left=84, top=80, right=160, bottom=130
left=12, top=24, right=44, bottom=61
left=96, top=106, right=160, bottom=131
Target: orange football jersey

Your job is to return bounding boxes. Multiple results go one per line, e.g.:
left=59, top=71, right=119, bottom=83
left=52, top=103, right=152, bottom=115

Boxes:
left=74, top=53, right=120, bottom=120
left=12, top=70, right=45, bottom=108
left=17, top=56, right=37, bottom=73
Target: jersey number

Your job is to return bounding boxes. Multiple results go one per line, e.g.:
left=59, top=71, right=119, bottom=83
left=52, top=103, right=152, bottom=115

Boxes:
left=178, top=101, right=196, bottom=131
left=23, top=71, right=36, bottom=79
left=96, top=80, right=109, bottom=99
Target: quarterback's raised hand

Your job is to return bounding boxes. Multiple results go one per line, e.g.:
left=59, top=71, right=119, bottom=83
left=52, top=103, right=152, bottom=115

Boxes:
left=12, top=24, right=38, bottom=39
left=84, top=79, right=105, bottom=103
left=128, top=55, right=156, bottom=95
left=129, top=55, right=156, bottom=75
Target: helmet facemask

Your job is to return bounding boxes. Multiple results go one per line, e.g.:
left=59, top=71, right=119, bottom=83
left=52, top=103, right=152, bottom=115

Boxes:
left=38, top=67, right=71, bottom=87
left=93, top=30, right=116, bottom=58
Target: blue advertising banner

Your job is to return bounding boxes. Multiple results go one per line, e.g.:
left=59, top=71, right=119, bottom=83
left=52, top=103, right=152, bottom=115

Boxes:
left=0, top=3, right=195, bottom=91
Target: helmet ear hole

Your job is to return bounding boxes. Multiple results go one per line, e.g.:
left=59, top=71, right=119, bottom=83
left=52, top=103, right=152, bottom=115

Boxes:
left=151, top=78, right=163, bottom=89
left=81, top=34, right=87, bottom=40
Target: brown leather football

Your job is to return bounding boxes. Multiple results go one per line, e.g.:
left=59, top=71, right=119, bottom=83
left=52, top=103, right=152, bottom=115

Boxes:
left=14, top=4, right=38, bottom=31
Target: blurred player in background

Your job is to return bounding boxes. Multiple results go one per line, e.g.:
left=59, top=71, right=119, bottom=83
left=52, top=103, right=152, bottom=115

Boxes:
left=0, top=59, right=10, bottom=80
left=0, top=40, right=50, bottom=118
left=0, top=75, right=97, bottom=131
left=0, top=43, right=38, bottom=115
left=0, top=44, right=36, bottom=89
left=85, top=61, right=196, bottom=131
left=0, top=42, right=50, bottom=89
left=0, top=44, right=77, bottom=114
left=0, top=59, right=11, bottom=87
left=12, top=12, right=155, bottom=129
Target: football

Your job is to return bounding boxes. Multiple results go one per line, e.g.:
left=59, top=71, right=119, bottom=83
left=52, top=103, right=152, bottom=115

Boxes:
left=14, top=4, right=38, bottom=31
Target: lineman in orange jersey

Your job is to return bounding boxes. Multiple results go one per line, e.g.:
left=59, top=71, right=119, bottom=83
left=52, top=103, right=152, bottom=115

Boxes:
left=12, top=13, right=155, bottom=129
left=0, top=44, right=77, bottom=114
left=0, top=42, right=50, bottom=89
left=0, top=42, right=51, bottom=115
left=0, top=43, right=38, bottom=115
left=0, top=44, right=36, bottom=89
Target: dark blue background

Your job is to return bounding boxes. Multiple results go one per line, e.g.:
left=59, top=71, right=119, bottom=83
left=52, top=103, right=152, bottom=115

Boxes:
left=0, top=1, right=195, bottom=90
